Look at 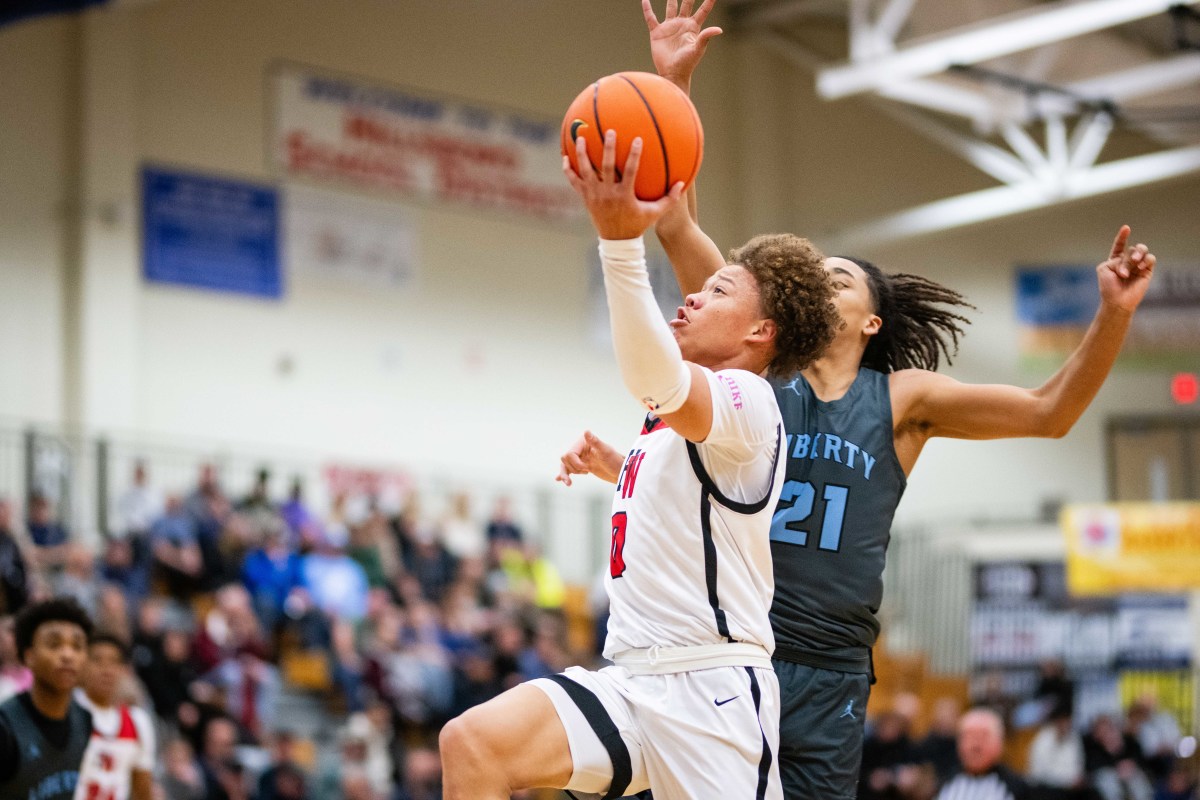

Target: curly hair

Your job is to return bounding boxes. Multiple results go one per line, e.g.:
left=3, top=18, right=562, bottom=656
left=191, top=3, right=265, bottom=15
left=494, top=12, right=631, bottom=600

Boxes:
left=15, top=596, right=93, bottom=660
left=841, top=257, right=975, bottom=373
left=728, top=234, right=839, bottom=379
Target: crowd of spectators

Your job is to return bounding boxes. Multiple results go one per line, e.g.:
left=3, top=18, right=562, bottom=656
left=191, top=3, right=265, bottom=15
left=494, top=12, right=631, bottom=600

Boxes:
left=856, top=685, right=1196, bottom=800
left=0, top=462, right=574, bottom=800
left=1, top=464, right=1196, bottom=800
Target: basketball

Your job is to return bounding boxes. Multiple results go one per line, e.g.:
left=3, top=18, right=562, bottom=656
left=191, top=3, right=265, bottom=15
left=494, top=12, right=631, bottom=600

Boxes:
left=561, top=71, right=704, bottom=201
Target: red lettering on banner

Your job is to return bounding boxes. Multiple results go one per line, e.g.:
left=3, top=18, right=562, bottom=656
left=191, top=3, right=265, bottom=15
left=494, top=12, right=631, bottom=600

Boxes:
left=286, top=132, right=416, bottom=191
left=343, top=112, right=520, bottom=168
left=283, top=128, right=576, bottom=221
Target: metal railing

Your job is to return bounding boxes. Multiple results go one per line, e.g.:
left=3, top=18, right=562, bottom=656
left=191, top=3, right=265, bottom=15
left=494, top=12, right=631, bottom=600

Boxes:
left=0, top=421, right=611, bottom=585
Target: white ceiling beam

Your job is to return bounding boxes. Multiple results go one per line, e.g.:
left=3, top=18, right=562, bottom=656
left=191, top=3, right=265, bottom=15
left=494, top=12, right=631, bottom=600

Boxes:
left=830, top=144, right=1200, bottom=250
left=874, top=103, right=1032, bottom=184
left=849, top=0, right=874, bottom=60
left=874, top=0, right=919, bottom=46
left=1002, top=53, right=1200, bottom=127
left=1045, top=115, right=1069, bottom=176
left=1068, top=53, right=1200, bottom=102
left=1068, top=113, right=1113, bottom=171
left=817, top=0, right=1200, bottom=100
left=876, top=79, right=994, bottom=126
left=1002, top=122, right=1050, bottom=175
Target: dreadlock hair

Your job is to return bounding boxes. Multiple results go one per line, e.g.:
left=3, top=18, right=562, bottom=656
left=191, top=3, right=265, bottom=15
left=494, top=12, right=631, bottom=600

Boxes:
left=729, top=234, right=840, bottom=380
left=840, top=256, right=976, bottom=373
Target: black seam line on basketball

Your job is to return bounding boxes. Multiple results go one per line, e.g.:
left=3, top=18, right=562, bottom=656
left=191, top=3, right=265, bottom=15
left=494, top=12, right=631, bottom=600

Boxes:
left=700, top=491, right=734, bottom=642
left=544, top=674, right=632, bottom=800
left=745, top=667, right=772, bottom=800
left=589, top=82, right=622, bottom=181
left=618, top=74, right=670, bottom=197
left=686, top=423, right=782, bottom=514
left=588, top=83, right=606, bottom=178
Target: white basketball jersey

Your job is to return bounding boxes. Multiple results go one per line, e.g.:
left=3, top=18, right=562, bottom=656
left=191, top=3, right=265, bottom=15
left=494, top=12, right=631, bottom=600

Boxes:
left=73, top=691, right=155, bottom=800
left=603, top=367, right=785, bottom=659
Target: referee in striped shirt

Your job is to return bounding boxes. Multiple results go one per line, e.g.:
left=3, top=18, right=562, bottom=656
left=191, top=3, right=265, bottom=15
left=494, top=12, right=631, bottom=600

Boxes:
left=936, top=708, right=1032, bottom=800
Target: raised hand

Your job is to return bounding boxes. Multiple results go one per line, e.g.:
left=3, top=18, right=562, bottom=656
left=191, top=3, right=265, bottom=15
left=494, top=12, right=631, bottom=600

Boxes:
left=1097, top=225, right=1156, bottom=313
left=643, top=0, right=723, bottom=91
left=563, top=129, right=684, bottom=240
left=556, top=431, right=624, bottom=486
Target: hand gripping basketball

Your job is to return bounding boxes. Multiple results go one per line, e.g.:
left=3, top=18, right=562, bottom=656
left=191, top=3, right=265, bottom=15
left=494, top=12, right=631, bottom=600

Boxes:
left=563, top=129, right=684, bottom=240
left=561, top=71, right=704, bottom=201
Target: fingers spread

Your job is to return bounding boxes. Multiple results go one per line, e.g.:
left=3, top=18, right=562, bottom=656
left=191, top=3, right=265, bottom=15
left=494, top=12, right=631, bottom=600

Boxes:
left=641, top=0, right=659, bottom=29
left=575, top=135, right=596, bottom=179
left=601, top=129, right=618, bottom=181
left=562, top=155, right=583, bottom=190
left=622, top=137, right=644, bottom=186
left=697, top=26, right=723, bottom=46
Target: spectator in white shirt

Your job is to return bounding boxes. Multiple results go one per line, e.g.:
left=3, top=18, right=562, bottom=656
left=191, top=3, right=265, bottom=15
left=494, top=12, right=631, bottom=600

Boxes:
left=439, top=493, right=485, bottom=562
left=112, top=462, right=163, bottom=543
left=1127, top=693, right=1180, bottom=783
left=1026, top=704, right=1086, bottom=800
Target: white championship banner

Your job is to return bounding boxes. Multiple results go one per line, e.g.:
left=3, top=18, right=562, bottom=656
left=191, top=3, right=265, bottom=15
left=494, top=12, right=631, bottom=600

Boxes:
left=271, top=64, right=581, bottom=223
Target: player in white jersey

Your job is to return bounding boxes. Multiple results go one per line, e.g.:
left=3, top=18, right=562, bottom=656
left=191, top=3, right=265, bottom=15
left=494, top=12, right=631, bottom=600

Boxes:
left=439, top=132, right=839, bottom=799
left=74, top=634, right=155, bottom=800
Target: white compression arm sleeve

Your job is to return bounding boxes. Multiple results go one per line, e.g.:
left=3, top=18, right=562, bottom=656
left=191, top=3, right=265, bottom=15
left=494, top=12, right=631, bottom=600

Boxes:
left=600, top=236, right=692, bottom=414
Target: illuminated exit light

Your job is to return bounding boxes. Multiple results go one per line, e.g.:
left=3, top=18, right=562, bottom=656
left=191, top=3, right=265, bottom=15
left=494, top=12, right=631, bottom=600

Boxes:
left=1171, top=373, right=1199, bottom=405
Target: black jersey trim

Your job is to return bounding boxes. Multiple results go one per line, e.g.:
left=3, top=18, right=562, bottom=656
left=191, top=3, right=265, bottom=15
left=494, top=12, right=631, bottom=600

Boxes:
left=745, top=667, right=773, bottom=800
left=700, top=492, right=735, bottom=642
left=642, top=413, right=668, bottom=435
left=685, top=423, right=782, bottom=514
left=545, top=674, right=632, bottom=800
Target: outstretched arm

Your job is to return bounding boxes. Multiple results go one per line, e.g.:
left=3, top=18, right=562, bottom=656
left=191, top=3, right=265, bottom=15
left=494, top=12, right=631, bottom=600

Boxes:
left=896, top=226, right=1156, bottom=442
left=564, top=132, right=716, bottom=442
left=644, top=0, right=727, bottom=297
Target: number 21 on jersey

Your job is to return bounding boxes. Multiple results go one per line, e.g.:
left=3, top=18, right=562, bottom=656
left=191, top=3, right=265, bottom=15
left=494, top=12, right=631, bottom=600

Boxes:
left=770, top=480, right=849, bottom=551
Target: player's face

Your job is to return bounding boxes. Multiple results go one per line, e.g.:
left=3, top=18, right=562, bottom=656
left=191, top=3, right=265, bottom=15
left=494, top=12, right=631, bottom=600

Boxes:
left=24, top=621, right=87, bottom=694
left=672, top=265, right=767, bottom=368
left=824, top=258, right=880, bottom=342
left=83, top=641, right=126, bottom=704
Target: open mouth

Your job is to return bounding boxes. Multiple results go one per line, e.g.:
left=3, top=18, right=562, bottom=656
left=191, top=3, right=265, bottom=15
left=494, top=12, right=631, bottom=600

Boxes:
left=669, top=308, right=689, bottom=328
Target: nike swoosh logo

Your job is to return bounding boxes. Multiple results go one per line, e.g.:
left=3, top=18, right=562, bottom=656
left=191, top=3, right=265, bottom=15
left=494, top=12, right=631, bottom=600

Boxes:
left=714, top=696, right=739, bottom=707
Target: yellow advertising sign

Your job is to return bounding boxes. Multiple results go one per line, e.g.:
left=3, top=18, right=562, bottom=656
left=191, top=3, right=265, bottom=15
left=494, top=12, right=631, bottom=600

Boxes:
left=1062, top=503, right=1200, bottom=595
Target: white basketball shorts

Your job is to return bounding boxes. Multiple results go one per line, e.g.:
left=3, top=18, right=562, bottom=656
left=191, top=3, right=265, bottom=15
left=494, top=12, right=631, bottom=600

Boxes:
left=530, top=663, right=782, bottom=800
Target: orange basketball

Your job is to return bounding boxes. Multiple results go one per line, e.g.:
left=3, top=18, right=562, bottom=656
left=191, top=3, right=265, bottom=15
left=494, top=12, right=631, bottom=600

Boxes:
left=562, top=71, right=704, bottom=201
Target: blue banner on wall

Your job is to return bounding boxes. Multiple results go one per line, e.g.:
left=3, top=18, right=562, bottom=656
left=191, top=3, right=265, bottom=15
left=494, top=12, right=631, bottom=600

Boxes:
left=143, top=167, right=282, bottom=299
left=0, top=0, right=109, bottom=29
left=1016, top=266, right=1100, bottom=326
